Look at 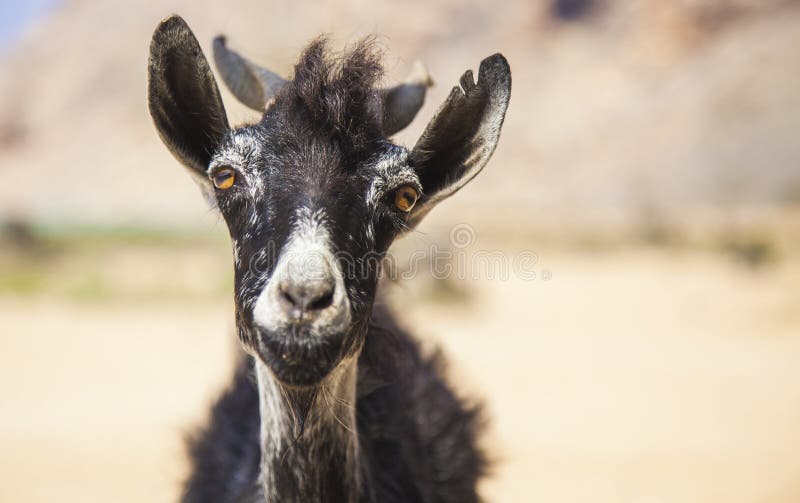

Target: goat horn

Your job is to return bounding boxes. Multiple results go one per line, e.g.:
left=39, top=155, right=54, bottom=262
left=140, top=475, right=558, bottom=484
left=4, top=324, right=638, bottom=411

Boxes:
left=381, top=60, right=434, bottom=136
left=212, top=36, right=287, bottom=111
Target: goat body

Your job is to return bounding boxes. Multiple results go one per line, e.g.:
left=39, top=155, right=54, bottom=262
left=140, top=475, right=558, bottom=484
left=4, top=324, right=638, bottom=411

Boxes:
left=183, top=307, right=485, bottom=503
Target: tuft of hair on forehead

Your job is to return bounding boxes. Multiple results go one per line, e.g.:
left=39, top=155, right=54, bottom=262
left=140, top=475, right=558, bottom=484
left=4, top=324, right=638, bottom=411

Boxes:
left=284, top=36, right=386, bottom=153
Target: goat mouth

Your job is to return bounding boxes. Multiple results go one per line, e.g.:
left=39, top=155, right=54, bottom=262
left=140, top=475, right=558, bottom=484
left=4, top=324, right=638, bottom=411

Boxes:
left=254, top=328, right=345, bottom=387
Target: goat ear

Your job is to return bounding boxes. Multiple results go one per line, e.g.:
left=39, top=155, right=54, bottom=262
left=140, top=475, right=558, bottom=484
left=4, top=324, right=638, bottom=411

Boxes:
left=407, top=54, right=510, bottom=227
left=147, top=15, right=229, bottom=194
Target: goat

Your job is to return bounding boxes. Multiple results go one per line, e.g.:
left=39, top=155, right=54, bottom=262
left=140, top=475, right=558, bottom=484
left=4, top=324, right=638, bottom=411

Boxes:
left=147, top=15, right=511, bottom=503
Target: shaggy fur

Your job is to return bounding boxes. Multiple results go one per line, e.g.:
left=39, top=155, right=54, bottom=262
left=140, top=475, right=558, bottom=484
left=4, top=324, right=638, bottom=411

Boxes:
left=287, top=37, right=384, bottom=146
left=147, top=15, right=510, bottom=503
left=182, top=306, right=487, bottom=503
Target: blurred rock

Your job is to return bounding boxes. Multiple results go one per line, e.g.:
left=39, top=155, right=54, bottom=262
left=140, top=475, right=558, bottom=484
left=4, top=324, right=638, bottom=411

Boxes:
left=551, top=0, right=600, bottom=21
left=0, top=0, right=798, bottom=229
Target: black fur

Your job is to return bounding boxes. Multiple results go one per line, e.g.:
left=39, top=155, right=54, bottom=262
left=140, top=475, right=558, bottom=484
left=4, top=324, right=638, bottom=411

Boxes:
left=182, top=356, right=262, bottom=503
left=147, top=16, right=229, bottom=175
left=146, top=15, right=510, bottom=503
left=286, top=36, right=385, bottom=152
left=182, top=307, right=486, bottom=503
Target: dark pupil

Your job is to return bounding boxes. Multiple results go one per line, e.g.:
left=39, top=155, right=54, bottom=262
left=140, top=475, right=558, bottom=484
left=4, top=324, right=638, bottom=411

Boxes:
left=401, top=191, right=414, bottom=204
left=216, top=172, right=231, bottom=184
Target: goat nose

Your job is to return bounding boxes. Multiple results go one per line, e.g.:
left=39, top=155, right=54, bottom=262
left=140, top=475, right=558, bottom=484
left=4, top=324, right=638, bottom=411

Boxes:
left=278, top=278, right=335, bottom=318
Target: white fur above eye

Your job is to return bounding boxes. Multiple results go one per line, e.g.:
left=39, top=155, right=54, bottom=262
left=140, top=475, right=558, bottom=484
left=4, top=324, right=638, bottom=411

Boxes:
left=365, top=147, right=420, bottom=209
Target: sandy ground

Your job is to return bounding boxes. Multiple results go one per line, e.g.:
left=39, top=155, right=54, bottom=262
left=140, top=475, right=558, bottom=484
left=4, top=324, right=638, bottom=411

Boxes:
left=1, top=245, right=799, bottom=502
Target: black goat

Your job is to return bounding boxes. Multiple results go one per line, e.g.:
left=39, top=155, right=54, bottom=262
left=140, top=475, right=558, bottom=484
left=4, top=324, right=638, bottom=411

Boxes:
left=147, top=15, right=511, bottom=502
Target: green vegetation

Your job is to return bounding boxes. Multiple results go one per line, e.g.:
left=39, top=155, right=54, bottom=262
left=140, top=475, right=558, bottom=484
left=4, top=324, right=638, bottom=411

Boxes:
left=0, top=221, right=231, bottom=302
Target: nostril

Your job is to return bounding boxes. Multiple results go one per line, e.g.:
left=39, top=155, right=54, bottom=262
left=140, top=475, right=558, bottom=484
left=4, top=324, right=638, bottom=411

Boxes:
left=307, top=287, right=334, bottom=311
left=278, top=280, right=336, bottom=315
left=280, top=288, right=298, bottom=308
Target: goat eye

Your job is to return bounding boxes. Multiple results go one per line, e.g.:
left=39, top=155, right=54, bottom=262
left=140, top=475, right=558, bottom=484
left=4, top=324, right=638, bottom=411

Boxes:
left=212, top=167, right=236, bottom=190
left=393, top=186, right=419, bottom=212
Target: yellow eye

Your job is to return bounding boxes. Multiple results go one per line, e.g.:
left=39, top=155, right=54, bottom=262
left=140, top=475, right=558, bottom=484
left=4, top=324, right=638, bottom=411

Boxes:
left=394, top=186, right=419, bottom=212
left=212, top=167, right=236, bottom=190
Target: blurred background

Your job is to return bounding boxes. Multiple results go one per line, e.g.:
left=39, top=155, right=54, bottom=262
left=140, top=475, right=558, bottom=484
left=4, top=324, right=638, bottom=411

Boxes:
left=1, top=0, right=799, bottom=501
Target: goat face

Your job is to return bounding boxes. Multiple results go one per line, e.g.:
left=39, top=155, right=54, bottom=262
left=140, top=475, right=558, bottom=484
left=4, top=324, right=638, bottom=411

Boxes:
left=148, top=16, right=511, bottom=387
left=209, top=129, right=419, bottom=386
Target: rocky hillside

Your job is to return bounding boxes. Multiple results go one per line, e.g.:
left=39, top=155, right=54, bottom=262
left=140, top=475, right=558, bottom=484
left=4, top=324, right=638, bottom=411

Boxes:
left=0, top=0, right=798, bottom=228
